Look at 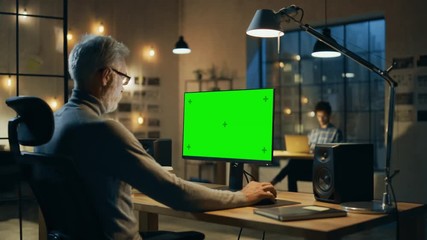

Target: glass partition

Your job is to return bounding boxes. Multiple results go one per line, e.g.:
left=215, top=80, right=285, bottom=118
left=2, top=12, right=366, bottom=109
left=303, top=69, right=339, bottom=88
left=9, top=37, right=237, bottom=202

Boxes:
left=0, top=1, right=67, bottom=139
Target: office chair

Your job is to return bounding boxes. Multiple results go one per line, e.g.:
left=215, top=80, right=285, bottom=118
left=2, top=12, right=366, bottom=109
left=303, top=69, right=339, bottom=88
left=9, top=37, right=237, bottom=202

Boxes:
left=6, top=96, right=204, bottom=240
left=6, top=96, right=104, bottom=239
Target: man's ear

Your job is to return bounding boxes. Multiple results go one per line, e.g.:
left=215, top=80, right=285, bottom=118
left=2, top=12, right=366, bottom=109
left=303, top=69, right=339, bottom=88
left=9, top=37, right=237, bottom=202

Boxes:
left=100, top=68, right=112, bottom=87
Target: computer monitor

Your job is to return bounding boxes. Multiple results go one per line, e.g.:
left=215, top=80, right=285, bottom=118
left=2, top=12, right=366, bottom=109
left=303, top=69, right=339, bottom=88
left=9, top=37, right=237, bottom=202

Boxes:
left=182, top=88, right=274, bottom=190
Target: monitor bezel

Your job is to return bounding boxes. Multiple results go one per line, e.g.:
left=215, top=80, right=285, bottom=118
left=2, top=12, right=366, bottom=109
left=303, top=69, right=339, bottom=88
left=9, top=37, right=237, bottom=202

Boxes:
left=181, top=88, right=275, bottom=165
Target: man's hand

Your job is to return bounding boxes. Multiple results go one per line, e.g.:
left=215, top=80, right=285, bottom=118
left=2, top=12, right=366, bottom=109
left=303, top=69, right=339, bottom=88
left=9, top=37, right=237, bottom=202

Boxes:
left=240, top=181, right=277, bottom=204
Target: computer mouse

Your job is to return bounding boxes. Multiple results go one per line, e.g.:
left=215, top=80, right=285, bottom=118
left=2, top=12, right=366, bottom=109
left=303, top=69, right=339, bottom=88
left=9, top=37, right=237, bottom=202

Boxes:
left=256, top=198, right=277, bottom=205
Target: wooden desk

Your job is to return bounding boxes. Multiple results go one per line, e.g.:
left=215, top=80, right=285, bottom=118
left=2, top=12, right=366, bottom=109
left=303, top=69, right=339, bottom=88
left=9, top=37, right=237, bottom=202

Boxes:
left=273, top=150, right=313, bottom=160
left=133, top=191, right=426, bottom=240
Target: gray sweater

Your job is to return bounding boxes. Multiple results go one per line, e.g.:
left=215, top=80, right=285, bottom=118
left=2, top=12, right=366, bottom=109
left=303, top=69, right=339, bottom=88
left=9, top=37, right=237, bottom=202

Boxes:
left=39, top=89, right=248, bottom=240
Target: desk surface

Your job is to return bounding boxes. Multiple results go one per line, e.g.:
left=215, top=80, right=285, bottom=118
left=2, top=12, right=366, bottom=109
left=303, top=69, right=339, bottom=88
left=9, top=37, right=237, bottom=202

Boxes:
left=273, top=150, right=313, bottom=159
left=133, top=191, right=426, bottom=240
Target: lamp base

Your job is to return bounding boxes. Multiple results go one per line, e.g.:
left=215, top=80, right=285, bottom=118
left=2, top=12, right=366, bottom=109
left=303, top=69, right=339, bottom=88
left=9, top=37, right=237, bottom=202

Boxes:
left=340, top=200, right=395, bottom=214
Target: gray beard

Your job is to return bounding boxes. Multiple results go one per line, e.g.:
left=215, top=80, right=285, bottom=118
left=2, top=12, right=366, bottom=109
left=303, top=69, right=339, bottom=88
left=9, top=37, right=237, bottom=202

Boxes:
left=100, top=93, right=119, bottom=113
left=103, top=99, right=118, bottom=113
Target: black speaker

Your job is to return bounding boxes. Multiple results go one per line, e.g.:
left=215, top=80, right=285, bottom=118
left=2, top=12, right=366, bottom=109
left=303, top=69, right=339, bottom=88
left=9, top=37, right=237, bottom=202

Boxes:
left=138, top=138, right=172, bottom=166
left=313, top=143, right=373, bottom=203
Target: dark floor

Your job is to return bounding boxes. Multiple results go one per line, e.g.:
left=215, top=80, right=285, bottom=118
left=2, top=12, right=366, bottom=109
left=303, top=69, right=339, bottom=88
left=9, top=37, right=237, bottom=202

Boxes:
left=0, top=198, right=39, bottom=240
left=159, top=215, right=398, bottom=240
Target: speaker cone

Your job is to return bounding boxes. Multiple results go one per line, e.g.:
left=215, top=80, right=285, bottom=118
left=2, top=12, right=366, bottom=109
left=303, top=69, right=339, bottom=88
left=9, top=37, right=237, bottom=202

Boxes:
left=314, top=167, right=333, bottom=194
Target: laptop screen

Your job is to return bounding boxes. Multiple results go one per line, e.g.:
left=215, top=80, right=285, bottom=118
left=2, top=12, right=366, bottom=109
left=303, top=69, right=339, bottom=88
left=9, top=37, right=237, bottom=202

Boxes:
left=284, top=135, right=310, bottom=153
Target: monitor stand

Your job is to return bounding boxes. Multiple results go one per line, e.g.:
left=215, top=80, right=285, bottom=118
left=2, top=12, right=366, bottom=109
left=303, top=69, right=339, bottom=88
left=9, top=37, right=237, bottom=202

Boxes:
left=228, top=162, right=244, bottom=191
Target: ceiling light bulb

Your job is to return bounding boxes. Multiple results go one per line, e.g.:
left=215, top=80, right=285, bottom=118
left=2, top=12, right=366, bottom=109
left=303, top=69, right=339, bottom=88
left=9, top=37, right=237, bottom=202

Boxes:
left=67, top=32, right=73, bottom=40
left=137, top=115, right=144, bottom=125
left=149, top=48, right=155, bottom=57
left=301, top=97, right=309, bottom=104
left=342, top=72, right=355, bottom=78
left=50, top=99, right=58, bottom=110
left=23, top=9, right=28, bottom=18
left=283, top=108, right=292, bottom=115
left=7, top=76, right=11, bottom=87
left=98, top=23, right=104, bottom=33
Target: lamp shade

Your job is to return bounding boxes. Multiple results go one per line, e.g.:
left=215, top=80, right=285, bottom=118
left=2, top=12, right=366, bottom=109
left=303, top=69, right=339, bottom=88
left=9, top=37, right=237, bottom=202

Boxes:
left=311, top=28, right=341, bottom=58
left=246, top=9, right=284, bottom=38
left=173, top=36, right=191, bottom=54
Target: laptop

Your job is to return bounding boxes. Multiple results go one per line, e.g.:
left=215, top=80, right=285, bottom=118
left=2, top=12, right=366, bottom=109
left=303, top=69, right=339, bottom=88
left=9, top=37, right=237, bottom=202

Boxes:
left=284, top=135, right=310, bottom=153
left=254, top=205, right=347, bottom=221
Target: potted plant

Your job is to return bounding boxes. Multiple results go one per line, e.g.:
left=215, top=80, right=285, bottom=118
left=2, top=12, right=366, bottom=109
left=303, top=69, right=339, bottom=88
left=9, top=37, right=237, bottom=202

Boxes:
left=193, top=69, right=204, bottom=80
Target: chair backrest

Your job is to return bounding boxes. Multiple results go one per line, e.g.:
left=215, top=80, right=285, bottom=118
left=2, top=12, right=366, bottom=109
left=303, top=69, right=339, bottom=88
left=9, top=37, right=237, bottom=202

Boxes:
left=6, top=96, right=104, bottom=239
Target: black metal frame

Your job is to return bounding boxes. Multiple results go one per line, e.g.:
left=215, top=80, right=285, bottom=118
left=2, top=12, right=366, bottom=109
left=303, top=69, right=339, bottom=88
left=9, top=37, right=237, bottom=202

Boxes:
left=0, top=0, right=68, bottom=111
left=0, top=1, right=68, bottom=239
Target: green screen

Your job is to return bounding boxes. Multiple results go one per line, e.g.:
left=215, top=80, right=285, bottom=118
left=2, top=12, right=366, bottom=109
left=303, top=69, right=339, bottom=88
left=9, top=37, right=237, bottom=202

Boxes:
left=182, top=88, right=274, bottom=162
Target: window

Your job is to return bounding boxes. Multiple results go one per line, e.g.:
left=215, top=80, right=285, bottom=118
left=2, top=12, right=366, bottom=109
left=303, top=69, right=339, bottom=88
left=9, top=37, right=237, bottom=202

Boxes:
left=247, top=19, right=386, bottom=168
left=0, top=1, right=68, bottom=147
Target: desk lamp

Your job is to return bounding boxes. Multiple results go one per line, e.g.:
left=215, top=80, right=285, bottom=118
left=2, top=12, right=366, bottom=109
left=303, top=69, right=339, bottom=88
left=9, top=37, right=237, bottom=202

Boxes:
left=247, top=5, right=398, bottom=214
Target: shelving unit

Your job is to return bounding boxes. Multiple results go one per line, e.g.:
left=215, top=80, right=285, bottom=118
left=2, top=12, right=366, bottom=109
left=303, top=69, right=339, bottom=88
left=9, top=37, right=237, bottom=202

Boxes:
left=184, top=78, right=233, bottom=92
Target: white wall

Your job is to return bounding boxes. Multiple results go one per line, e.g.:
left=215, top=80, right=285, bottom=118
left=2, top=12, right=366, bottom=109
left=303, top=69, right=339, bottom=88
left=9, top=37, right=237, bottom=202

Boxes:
left=385, top=0, right=427, bottom=204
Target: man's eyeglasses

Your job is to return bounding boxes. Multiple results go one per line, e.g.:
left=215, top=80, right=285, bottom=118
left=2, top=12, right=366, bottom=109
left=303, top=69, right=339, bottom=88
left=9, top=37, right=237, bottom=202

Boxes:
left=110, top=67, right=132, bottom=85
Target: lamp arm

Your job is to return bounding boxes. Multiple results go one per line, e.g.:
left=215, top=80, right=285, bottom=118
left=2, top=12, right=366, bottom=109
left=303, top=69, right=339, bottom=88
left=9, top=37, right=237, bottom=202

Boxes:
left=300, top=23, right=397, bottom=87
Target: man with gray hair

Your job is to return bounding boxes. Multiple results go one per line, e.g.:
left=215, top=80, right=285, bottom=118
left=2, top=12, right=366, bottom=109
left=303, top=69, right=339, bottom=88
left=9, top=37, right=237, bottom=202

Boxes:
left=39, top=35, right=276, bottom=240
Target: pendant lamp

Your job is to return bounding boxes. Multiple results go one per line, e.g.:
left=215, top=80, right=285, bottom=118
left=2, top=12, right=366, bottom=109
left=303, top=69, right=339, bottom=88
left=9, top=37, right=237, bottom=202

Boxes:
left=173, top=0, right=191, bottom=54
left=311, top=0, right=341, bottom=58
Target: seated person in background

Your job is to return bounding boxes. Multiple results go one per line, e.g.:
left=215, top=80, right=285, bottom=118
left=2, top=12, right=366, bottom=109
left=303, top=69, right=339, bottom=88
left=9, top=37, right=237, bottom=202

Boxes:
left=271, top=101, right=343, bottom=191
left=38, top=35, right=276, bottom=240
left=308, top=101, right=343, bottom=152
